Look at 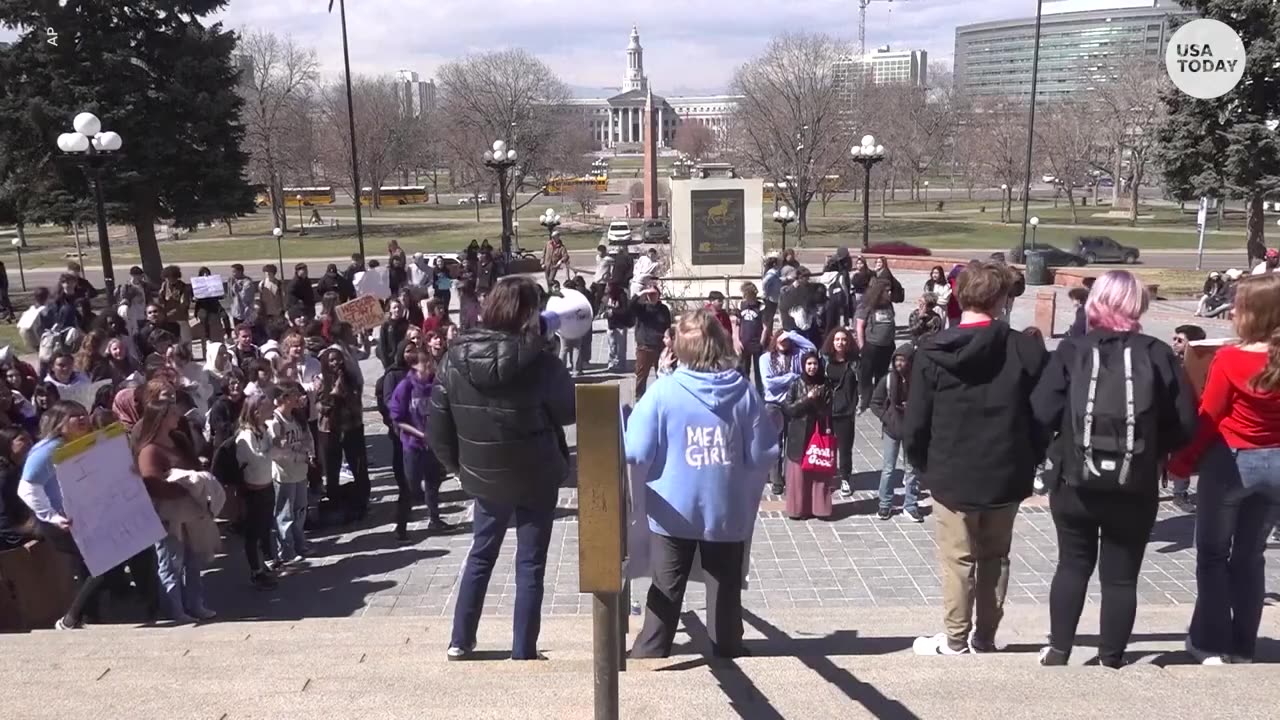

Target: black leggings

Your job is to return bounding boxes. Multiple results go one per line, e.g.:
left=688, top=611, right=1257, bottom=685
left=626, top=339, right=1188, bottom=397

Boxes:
left=43, top=523, right=158, bottom=626
left=242, top=484, right=276, bottom=574
left=738, top=349, right=763, bottom=397
left=1048, top=484, right=1157, bottom=667
left=320, top=429, right=371, bottom=512
left=858, top=342, right=894, bottom=411
left=831, top=416, right=856, bottom=480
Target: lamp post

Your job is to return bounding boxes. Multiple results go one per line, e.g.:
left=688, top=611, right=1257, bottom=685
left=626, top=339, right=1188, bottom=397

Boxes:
left=296, top=194, right=307, bottom=236
left=540, top=208, right=562, bottom=240
left=850, top=135, right=887, bottom=250
left=1000, top=183, right=1010, bottom=223
left=272, top=227, right=284, bottom=271
left=1029, top=216, right=1040, bottom=250
left=923, top=180, right=929, bottom=211
left=483, top=139, right=518, bottom=262
left=772, top=205, right=796, bottom=254
left=1020, top=0, right=1047, bottom=255
left=57, top=112, right=122, bottom=298
left=10, top=238, right=25, bottom=291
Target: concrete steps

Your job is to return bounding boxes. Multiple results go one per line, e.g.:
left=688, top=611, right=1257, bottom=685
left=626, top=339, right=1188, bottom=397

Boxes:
left=4, top=606, right=1278, bottom=719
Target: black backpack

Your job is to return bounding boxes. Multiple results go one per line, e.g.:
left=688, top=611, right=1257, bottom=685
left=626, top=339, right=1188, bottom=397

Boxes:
left=1067, top=338, right=1159, bottom=491
left=211, top=434, right=246, bottom=488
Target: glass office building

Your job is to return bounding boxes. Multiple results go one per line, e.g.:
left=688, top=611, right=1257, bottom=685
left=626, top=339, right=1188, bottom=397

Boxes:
left=954, top=0, right=1195, bottom=99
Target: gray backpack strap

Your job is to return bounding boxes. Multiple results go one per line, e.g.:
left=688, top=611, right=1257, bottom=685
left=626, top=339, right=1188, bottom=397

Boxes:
left=1118, top=346, right=1135, bottom=486
left=1082, top=346, right=1101, bottom=477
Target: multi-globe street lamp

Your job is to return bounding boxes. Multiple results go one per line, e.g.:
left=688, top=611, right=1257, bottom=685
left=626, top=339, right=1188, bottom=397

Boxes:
left=483, top=139, right=518, bottom=262
left=56, top=112, right=122, bottom=297
left=772, top=205, right=797, bottom=254
left=850, top=134, right=886, bottom=250
left=10, top=238, right=25, bottom=291
left=272, top=227, right=285, bottom=270
left=540, top=208, right=562, bottom=240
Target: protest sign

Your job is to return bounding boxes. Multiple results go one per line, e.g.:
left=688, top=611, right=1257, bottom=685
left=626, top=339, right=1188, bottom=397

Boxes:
left=335, top=295, right=385, bottom=332
left=191, top=275, right=226, bottom=300
left=54, top=425, right=166, bottom=577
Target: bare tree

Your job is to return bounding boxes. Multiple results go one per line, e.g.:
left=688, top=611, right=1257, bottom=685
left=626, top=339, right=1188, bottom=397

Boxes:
left=974, top=101, right=1030, bottom=222
left=869, top=84, right=955, bottom=201
left=729, top=32, right=853, bottom=237
left=318, top=75, right=411, bottom=212
left=673, top=121, right=716, bottom=159
left=569, top=182, right=599, bottom=215
left=1094, top=55, right=1169, bottom=225
left=1038, top=103, right=1099, bottom=224
left=238, top=30, right=318, bottom=230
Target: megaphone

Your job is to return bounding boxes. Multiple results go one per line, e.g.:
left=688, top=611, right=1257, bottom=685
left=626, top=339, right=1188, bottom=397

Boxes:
left=541, top=288, right=594, bottom=341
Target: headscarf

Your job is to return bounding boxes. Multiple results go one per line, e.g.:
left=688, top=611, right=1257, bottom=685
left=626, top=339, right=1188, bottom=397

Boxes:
left=112, top=386, right=141, bottom=430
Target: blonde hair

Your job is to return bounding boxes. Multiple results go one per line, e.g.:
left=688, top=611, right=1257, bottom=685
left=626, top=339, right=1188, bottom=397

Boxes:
left=673, top=308, right=737, bottom=372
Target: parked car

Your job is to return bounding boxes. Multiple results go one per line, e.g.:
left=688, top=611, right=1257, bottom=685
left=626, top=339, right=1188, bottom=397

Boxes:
left=1018, top=244, right=1087, bottom=268
left=1042, top=174, right=1058, bottom=184
left=606, top=221, right=634, bottom=244
left=1076, top=235, right=1140, bottom=264
left=865, top=241, right=931, bottom=257
left=456, top=196, right=492, bottom=205
left=640, top=219, right=670, bottom=243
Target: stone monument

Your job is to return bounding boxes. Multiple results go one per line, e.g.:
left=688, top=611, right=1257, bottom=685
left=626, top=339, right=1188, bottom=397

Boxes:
left=666, top=170, right=764, bottom=304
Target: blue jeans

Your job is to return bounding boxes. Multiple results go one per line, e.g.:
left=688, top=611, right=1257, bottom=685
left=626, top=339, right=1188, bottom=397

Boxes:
left=403, top=445, right=443, bottom=526
left=274, top=481, right=309, bottom=561
left=450, top=497, right=555, bottom=659
left=155, top=531, right=207, bottom=619
left=878, top=432, right=919, bottom=512
left=1189, top=444, right=1280, bottom=659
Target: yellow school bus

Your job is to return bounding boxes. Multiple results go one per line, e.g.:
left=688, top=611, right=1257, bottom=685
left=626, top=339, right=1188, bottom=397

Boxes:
left=255, top=187, right=337, bottom=208
left=359, top=186, right=428, bottom=206
left=545, top=176, right=609, bottom=195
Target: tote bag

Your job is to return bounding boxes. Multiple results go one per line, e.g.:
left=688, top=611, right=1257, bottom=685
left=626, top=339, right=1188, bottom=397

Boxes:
left=800, top=421, right=836, bottom=476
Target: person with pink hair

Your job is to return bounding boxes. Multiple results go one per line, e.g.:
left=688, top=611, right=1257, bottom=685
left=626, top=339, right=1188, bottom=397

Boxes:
left=1029, top=270, right=1198, bottom=667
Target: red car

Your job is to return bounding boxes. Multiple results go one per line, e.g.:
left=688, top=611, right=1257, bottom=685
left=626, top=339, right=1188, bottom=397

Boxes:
left=864, top=241, right=932, bottom=257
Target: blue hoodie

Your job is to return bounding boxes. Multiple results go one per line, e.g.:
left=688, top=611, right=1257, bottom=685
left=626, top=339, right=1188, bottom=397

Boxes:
left=624, top=367, right=780, bottom=543
left=757, top=331, right=816, bottom=404
left=388, top=371, right=434, bottom=452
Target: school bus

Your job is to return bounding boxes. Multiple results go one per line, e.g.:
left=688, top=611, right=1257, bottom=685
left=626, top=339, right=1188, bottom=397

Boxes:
left=255, top=187, right=337, bottom=208
left=359, top=186, right=428, bottom=206
left=544, top=176, right=609, bottom=195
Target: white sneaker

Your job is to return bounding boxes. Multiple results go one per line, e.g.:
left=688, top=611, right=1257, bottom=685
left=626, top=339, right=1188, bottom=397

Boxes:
left=1184, top=637, right=1230, bottom=665
left=913, top=632, right=969, bottom=656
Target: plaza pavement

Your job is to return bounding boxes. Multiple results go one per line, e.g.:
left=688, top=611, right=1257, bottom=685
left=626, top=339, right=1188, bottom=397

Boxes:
left=200, top=270, right=1263, bottom=627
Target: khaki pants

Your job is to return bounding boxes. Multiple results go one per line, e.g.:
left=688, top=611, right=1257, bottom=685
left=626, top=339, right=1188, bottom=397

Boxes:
left=635, top=346, right=660, bottom=398
left=933, top=500, right=1020, bottom=649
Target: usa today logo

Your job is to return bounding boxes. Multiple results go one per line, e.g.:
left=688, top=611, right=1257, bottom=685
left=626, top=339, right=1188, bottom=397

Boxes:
left=1166, top=19, right=1247, bottom=100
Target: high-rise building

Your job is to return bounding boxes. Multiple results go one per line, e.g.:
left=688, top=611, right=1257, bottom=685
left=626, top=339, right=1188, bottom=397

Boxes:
left=954, top=0, right=1194, bottom=99
left=394, top=70, right=436, bottom=118
left=836, top=46, right=929, bottom=87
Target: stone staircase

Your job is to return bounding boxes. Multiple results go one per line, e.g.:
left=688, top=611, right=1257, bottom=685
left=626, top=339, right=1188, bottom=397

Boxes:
left=5, top=605, right=1278, bottom=719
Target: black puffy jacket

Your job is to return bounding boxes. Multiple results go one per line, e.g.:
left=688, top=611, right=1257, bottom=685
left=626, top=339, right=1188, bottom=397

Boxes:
left=427, top=328, right=575, bottom=507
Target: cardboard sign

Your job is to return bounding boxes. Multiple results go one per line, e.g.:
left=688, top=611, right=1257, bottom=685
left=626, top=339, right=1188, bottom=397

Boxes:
left=335, top=295, right=384, bottom=332
left=1184, top=338, right=1232, bottom=398
left=191, top=275, right=226, bottom=300
left=54, top=426, right=167, bottom=577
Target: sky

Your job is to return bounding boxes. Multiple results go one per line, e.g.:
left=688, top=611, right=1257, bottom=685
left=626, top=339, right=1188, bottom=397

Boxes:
left=3, top=1, right=1051, bottom=94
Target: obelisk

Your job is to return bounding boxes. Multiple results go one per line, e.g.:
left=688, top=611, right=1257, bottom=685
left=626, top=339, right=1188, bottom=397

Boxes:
left=642, top=89, right=658, bottom=219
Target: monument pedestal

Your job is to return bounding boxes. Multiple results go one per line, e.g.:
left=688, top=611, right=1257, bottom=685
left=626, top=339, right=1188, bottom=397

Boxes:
left=666, top=176, right=764, bottom=307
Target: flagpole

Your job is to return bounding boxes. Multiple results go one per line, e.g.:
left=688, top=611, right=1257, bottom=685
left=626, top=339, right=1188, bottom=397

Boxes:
left=337, top=0, right=367, bottom=264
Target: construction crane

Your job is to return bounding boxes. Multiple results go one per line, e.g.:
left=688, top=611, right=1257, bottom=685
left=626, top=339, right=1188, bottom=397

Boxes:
left=857, top=0, right=906, bottom=57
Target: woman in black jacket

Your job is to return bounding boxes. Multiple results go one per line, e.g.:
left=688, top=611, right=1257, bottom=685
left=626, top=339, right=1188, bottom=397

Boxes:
left=206, top=370, right=246, bottom=452
left=428, top=276, right=575, bottom=661
left=0, top=427, right=35, bottom=551
left=375, top=338, right=418, bottom=510
left=287, top=264, right=317, bottom=318
left=781, top=351, right=834, bottom=521
left=822, top=328, right=859, bottom=498
left=378, top=298, right=412, bottom=369
left=1029, top=270, right=1197, bottom=668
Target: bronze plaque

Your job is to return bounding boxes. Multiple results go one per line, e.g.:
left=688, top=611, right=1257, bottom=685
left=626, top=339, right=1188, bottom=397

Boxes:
left=691, top=189, right=745, bottom=265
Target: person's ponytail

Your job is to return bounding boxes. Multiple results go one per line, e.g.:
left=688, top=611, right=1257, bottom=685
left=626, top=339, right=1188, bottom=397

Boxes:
left=1249, top=328, right=1280, bottom=393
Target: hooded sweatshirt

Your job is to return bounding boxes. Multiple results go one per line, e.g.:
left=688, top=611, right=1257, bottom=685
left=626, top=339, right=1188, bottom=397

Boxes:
left=757, top=331, right=817, bottom=404
left=388, top=369, right=434, bottom=452
left=903, top=321, right=1048, bottom=511
left=869, top=343, right=914, bottom=440
left=625, top=368, right=779, bottom=543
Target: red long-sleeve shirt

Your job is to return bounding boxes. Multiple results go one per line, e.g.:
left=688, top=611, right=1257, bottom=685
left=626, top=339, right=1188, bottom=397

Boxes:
left=1168, top=345, right=1280, bottom=477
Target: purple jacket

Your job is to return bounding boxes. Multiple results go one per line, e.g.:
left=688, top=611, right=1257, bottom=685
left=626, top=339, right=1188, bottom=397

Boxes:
left=388, top=371, right=434, bottom=451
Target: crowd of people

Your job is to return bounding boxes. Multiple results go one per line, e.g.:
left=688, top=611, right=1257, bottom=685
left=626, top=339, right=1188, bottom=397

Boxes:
left=1, top=239, right=1277, bottom=673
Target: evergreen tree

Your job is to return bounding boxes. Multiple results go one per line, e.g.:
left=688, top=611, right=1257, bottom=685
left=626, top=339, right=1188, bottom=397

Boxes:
left=0, top=1, right=254, bottom=279
left=1156, top=1, right=1280, bottom=265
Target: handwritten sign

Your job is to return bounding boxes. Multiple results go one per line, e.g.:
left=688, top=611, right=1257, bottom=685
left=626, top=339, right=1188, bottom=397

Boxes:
left=54, top=426, right=166, bottom=577
left=191, top=275, right=226, bottom=300
left=335, top=295, right=384, bottom=332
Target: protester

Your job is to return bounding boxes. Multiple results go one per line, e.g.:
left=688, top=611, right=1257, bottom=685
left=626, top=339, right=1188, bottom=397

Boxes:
left=233, top=393, right=279, bottom=590
left=1028, top=270, right=1197, bottom=667
left=781, top=351, right=834, bottom=520
left=316, top=263, right=352, bottom=304
left=267, top=381, right=314, bottom=564
left=631, top=284, right=672, bottom=399
left=64, top=261, right=99, bottom=301
left=1249, top=248, right=1278, bottom=276
left=904, top=260, right=1049, bottom=655
left=32, top=382, right=60, bottom=415
left=117, top=282, right=148, bottom=337
left=376, top=338, right=417, bottom=517
left=73, top=330, right=108, bottom=378
left=871, top=344, right=922, bottom=522
left=315, top=346, right=369, bottom=523
left=908, top=293, right=943, bottom=342
left=225, top=263, right=256, bottom=326
left=761, top=256, right=781, bottom=337
left=207, top=369, right=246, bottom=451
left=855, top=278, right=896, bottom=414
left=45, top=352, right=91, bottom=396
left=759, top=329, right=816, bottom=495
left=821, top=328, right=858, bottom=497
left=604, top=283, right=633, bottom=373
left=433, top=258, right=453, bottom=307
left=132, top=398, right=215, bottom=623
left=0, top=426, right=35, bottom=550
left=779, top=267, right=822, bottom=346
left=194, top=267, right=230, bottom=343
left=626, top=309, right=778, bottom=658
left=706, top=291, right=732, bottom=334
left=733, top=282, right=766, bottom=393
left=925, top=265, right=952, bottom=313
left=1165, top=323, right=1209, bottom=512
left=1194, top=272, right=1226, bottom=317
left=44, top=274, right=82, bottom=333
left=377, top=298, right=411, bottom=370
left=287, top=264, right=317, bottom=319
left=157, top=266, right=194, bottom=344
left=781, top=248, right=800, bottom=270
left=95, top=337, right=140, bottom=386
left=543, top=230, right=569, bottom=286
left=457, top=278, right=482, bottom=330
left=428, top=276, right=576, bottom=661
left=389, top=346, right=450, bottom=540
left=589, top=244, right=614, bottom=306
left=1167, top=273, right=1280, bottom=664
